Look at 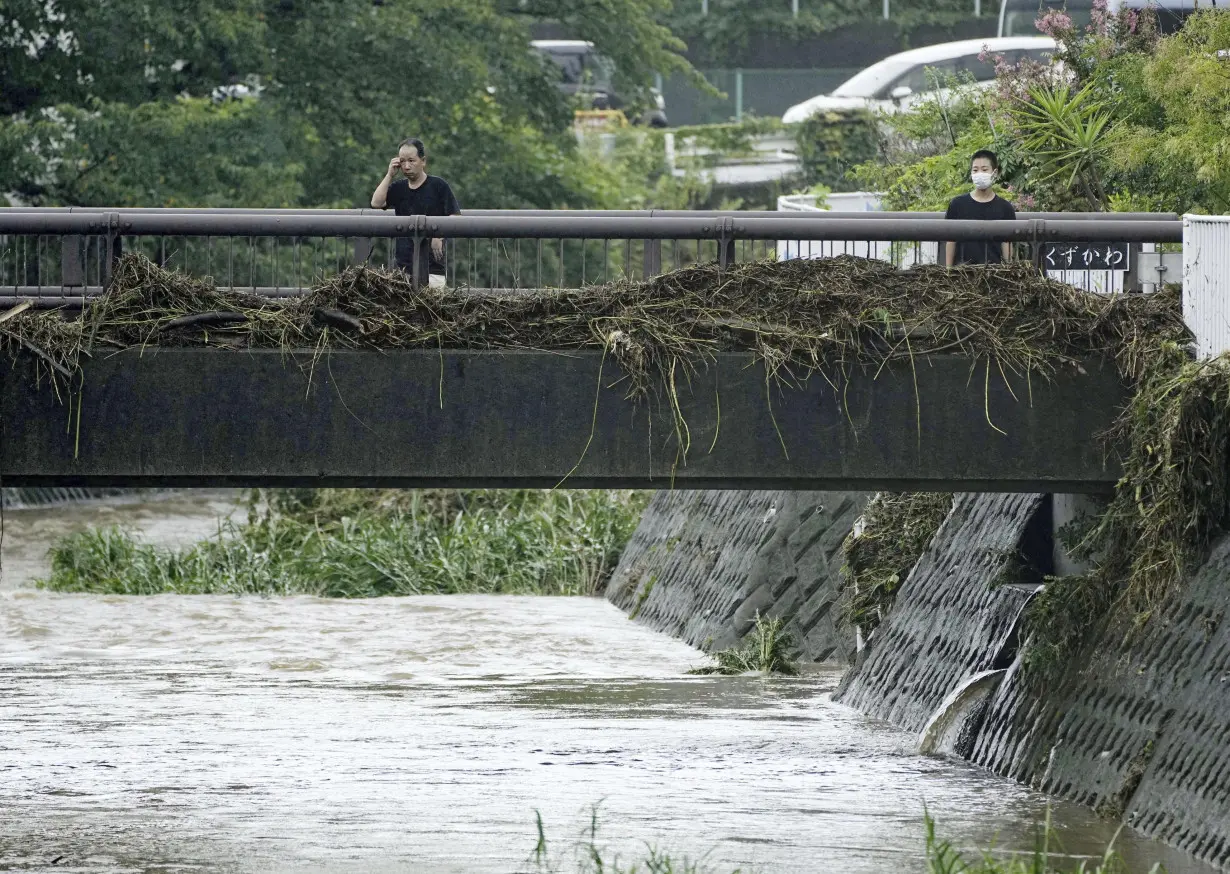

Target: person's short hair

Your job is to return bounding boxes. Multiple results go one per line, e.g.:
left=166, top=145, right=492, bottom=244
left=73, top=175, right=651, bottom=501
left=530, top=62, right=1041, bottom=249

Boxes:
left=399, top=137, right=426, bottom=159
left=970, top=149, right=999, bottom=170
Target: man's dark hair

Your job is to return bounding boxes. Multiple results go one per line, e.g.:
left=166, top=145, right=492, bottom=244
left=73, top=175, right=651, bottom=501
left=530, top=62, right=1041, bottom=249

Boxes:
left=399, top=137, right=426, bottom=159
left=970, top=149, right=999, bottom=170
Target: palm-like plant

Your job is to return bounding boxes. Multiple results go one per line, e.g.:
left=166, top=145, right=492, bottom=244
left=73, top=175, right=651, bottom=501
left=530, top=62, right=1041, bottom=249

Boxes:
left=1012, top=82, right=1115, bottom=210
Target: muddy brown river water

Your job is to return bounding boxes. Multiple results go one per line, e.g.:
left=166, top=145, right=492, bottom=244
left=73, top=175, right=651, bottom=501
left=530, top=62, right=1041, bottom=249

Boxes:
left=0, top=494, right=1218, bottom=873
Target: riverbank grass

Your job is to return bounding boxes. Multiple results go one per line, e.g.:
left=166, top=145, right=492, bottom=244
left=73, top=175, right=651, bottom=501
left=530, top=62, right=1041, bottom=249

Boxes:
left=925, top=810, right=1160, bottom=874
left=37, top=488, right=647, bottom=597
left=528, top=810, right=744, bottom=874
left=524, top=807, right=1155, bottom=873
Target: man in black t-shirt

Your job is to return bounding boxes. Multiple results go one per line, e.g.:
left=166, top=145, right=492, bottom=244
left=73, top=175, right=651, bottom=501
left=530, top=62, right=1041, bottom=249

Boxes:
left=370, top=137, right=460, bottom=286
left=944, top=149, right=1015, bottom=266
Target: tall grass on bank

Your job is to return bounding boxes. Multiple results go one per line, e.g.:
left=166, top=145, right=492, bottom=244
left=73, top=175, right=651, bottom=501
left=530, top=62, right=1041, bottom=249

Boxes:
left=523, top=807, right=1156, bottom=874
left=37, top=489, right=649, bottom=597
left=925, top=809, right=1162, bottom=874
left=527, top=809, right=743, bottom=874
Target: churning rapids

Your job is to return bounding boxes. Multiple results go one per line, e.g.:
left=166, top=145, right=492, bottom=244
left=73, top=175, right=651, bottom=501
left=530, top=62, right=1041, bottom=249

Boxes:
left=0, top=495, right=1217, bottom=873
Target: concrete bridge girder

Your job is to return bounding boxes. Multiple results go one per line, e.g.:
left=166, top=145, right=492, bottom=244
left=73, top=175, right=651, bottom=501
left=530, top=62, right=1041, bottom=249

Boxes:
left=0, top=350, right=1127, bottom=491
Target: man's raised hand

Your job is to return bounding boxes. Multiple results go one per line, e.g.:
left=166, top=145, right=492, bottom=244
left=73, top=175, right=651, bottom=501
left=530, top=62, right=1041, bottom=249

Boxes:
left=387, top=157, right=401, bottom=178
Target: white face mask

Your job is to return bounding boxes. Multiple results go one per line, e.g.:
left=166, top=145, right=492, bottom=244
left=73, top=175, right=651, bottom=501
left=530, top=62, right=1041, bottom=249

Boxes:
left=971, top=171, right=996, bottom=191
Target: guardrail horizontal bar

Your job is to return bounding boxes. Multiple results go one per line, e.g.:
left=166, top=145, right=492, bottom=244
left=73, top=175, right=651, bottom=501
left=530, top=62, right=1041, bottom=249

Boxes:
left=0, top=287, right=305, bottom=302
left=0, top=213, right=1184, bottom=242
left=0, top=206, right=1180, bottom=221
left=0, top=288, right=567, bottom=307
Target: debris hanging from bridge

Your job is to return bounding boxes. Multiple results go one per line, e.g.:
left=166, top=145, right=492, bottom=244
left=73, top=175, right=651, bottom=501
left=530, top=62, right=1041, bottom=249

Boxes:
left=0, top=252, right=1186, bottom=398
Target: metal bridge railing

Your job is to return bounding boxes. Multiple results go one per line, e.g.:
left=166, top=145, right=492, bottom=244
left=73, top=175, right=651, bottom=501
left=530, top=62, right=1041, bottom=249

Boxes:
left=0, top=209, right=1182, bottom=306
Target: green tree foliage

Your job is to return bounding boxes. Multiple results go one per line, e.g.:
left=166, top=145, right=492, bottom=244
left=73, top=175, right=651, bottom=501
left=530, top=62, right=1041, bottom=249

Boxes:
left=850, top=7, right=1230, bottom=215
left=0, top=0, right=271, bottom=116
left=1110, top=10, right=1230, bottom=214
left=0, top=98, right=306, bottom=207
left=508, top=0, right=696, bottom=106
left=794, top=110, right=879, bottom=191
left=1, top=0, right=693, bottom=209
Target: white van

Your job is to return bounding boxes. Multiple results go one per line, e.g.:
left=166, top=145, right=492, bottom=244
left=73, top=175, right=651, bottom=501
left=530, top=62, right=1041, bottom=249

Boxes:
left=781, top=37, right=1056, bottom=124
left=999, top=0, right=1209, bottom=36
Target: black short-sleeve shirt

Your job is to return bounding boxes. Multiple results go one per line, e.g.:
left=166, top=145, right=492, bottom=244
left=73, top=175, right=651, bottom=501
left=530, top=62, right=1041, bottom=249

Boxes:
left=944, top=193, right=1016, bottom=264
left=383, top=175, right=460, bottom=277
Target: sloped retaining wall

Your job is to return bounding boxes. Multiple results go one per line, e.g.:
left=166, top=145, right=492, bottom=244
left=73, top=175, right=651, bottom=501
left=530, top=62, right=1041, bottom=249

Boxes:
left=606, top=489, right=869, bottom=662
left=969, top=536, right=1230, bottom=868
left=608, top=488, right=1230, bottom=869
left=836, top=492, right=1046, bottom=731
left=838, top=490, right=1230, bottom=869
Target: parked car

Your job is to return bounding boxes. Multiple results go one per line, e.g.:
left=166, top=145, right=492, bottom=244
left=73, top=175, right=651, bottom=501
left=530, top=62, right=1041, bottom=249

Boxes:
left=531, top=39, right=668, bottom=127
left=780, top=36, right=1057, bottom=124
left=999, top=0, right=1211, bottom=36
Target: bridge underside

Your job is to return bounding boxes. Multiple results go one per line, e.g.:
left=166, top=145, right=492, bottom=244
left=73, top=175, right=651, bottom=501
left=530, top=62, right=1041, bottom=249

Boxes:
left=0, top=350, right=1126, bottom=492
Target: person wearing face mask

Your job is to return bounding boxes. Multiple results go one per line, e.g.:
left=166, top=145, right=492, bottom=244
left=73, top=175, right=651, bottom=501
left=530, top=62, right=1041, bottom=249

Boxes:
left=943, top=150, right=1015, bottom=267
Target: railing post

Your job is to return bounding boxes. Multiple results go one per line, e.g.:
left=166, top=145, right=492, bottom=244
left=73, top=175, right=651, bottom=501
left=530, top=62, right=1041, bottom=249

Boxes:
left=411, top=232, right=422, bottom=291
left=410, top=214, right=427, bottom=291
left=352, top=237, right=373, bottom=265
left=102, top=212, right=122, bottom=287
left=718, top=217, right=736, bottom=270
left=1030, top=218, right=1044, bottom=274
left=1121, top=243, right=1143, bottom=292
left=643, top=239, right=662, bottom=278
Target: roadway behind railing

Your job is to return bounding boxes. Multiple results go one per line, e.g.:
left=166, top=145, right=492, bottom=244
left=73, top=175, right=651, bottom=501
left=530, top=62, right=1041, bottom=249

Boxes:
left=0, top=209, right=1182, bottom=305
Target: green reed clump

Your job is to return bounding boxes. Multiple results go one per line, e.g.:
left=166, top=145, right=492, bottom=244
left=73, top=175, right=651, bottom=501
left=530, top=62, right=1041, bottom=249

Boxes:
left=37, top=488, right=648, bottom=597
left=528, top=809, right=744, bottom=874
left=924, top=809, right=1161, bottom=874
left=841, top=491, right=954, bottom=635
left=689, top=613, right=799, bottom=676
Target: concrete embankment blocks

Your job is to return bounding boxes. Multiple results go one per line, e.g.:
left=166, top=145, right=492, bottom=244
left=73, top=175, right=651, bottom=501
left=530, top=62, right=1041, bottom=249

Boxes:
left=974, top=535, right=1230, bottom=868
left=605, top=489, right=869, bottom=662
left=835, top=493, right=1043, bottom=733
left=608, top=484, right=1230, bottom=868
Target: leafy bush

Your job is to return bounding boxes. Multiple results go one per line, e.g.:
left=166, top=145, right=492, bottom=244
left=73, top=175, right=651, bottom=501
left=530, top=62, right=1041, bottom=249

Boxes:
left=794, top=109, right=879, bottom=191
left=852, top=6, right=1230, bottom=215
